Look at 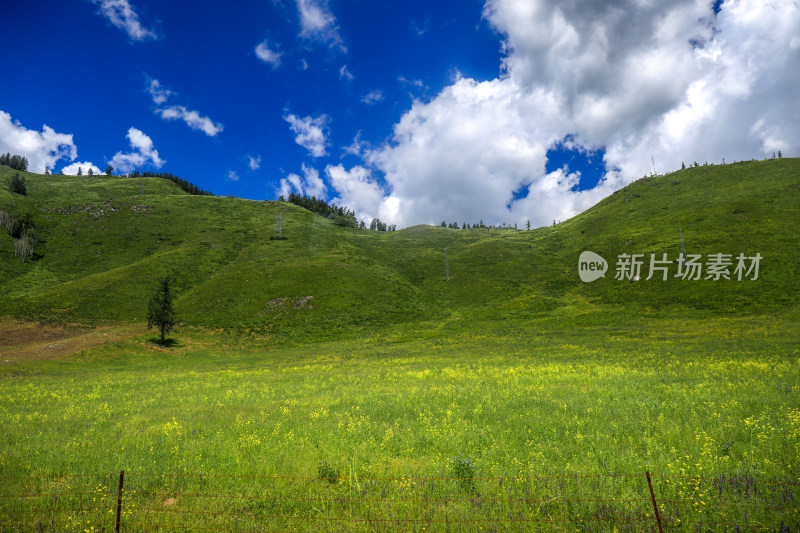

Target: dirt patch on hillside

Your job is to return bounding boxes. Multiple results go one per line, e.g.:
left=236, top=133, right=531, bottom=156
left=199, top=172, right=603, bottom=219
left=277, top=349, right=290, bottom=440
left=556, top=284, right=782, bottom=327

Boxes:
left=0, top=320, right=144, bottom=364
left=266, top=295, right=315, bottom=310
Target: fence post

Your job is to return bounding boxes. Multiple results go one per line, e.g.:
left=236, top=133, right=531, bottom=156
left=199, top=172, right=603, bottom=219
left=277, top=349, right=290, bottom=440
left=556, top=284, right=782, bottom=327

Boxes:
left=115, top=470, right=125, bottom=533
left=645, top=471, right=663, bottom=533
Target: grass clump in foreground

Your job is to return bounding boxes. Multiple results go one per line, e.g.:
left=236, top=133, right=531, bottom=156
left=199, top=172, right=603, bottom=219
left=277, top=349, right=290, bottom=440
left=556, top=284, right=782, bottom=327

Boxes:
left=0, top=315, right=797, bottom=531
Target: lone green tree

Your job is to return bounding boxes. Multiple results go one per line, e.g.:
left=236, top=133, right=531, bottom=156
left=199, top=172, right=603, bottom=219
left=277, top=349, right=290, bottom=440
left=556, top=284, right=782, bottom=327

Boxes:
left=148, top=276, right=177, bottom=344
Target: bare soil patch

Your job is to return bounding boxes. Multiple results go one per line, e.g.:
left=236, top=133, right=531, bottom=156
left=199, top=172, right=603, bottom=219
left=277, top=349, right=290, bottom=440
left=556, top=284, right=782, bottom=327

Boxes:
left=0, top=319, right=144, bottom=364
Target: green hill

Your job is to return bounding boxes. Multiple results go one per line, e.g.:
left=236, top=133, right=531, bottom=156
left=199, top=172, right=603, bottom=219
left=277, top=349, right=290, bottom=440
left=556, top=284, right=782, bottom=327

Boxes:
left=1, top=159, right=798, bottom=340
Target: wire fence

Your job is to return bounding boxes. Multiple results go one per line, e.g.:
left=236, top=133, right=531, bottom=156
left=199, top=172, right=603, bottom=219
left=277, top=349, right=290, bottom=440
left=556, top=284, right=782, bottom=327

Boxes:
left=0, top=470, right=797, bottom=532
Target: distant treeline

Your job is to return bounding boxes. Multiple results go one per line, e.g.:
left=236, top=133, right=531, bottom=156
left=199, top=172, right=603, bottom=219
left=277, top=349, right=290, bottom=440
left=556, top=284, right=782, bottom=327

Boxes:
left=441, top=220, right=532, bottom=230
left=128, top=171, right=213, bottom=196
left=282, top=192, right=359, bottom=228
left=0, top=153, right=29, bottom=172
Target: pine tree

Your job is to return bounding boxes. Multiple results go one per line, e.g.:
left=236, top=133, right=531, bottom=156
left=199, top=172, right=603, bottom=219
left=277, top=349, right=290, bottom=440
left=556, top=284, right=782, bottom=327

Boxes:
left=0, top=153, right=29, bottom=171
left=77, top=167, right=83, bottom=176
left=148, top=276, right=177, bottom=345
left=6, top=154, right=28, bottom=171
left=88, top=167, right=94, bottom=176
left=105, top=166, right=113, bottom=176
left=526, top=219, right=531, bottom=230
left=9, top=173, right=26, bottom=195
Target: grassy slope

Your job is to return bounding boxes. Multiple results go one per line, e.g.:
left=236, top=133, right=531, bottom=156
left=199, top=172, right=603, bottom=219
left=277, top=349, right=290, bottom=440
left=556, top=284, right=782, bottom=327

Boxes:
left=0, top=159, right=798, bottom=341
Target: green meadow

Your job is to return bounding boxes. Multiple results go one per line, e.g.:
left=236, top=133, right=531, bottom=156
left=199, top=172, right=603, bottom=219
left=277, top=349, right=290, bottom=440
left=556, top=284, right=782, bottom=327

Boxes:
left=1, top=160, right=799, bottom=531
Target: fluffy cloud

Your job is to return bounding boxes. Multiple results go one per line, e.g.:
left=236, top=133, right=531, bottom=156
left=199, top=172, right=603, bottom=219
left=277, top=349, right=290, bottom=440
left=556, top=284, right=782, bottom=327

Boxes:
left=255, top=40, right=282, bottom=68
left=284, top=113, right=328, bottom=157
left=61, top=161, right=102, bottom=176
left=364, top=76, right=589, bottom=227
left=248, top=155, right=261, bottom=171
left=353, top=0, right=800, bottom=228
left=93, top=0, right=157, bottom=41
left=279, top=163, right=327, bottom=199
left=156, top=106, right=223, bottom=137
left=326, top=164, right=389, bottom=222
left=227, top=170, right=240, bottom=182
left=296, top=0, right=343, bottom=47
left=109, top=127, right=164, bottom=173
left=0, top=110, right=77, bottom=173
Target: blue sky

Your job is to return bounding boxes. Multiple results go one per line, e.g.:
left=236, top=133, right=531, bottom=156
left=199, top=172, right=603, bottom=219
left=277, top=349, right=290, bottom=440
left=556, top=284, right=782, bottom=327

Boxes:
left=1, top=0, right=798, bottom=228
left=0, top=0, right=507, bottom=198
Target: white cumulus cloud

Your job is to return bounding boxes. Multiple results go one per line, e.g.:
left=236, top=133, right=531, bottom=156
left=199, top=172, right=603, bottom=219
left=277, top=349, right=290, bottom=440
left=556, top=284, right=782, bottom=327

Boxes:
left=61, top=161, right=103, bottom=176
left=0, top=110, right=77, bottom=173
left=279, top=163, right=327, bottom=199
left=93, top=0, right=157, bottom=41
left=227, top=170, right=240, bottom=182
left=248, top=155, right=261, bottom=171
left=255, top=40, right=282, bottom=68
left=109, top=127, right=164, bottom=173
left=353, top=0, right=800, bottom=228
left=284, top=113, right=328, bottom=157
left=157, top=106, right=223, bottom=137
left=326, top=164, right=388, bottom=222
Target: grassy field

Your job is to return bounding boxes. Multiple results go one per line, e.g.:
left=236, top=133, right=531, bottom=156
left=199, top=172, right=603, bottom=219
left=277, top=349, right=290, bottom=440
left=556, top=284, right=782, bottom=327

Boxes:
left=1, top=160, right=799, bottom=530
left=1, top=315, right=798, bottom=531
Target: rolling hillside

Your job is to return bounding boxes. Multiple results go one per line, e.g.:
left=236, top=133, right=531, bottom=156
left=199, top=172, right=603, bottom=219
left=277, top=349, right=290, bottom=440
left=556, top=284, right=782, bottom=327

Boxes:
left=1, top=159, right=798, bottom=340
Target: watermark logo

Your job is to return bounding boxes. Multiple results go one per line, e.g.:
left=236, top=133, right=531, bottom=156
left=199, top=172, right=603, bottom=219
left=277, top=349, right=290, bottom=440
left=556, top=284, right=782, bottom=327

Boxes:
left=578, top=251, right=762, bottom=282
left=578, top=251, right=608, bottom=282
